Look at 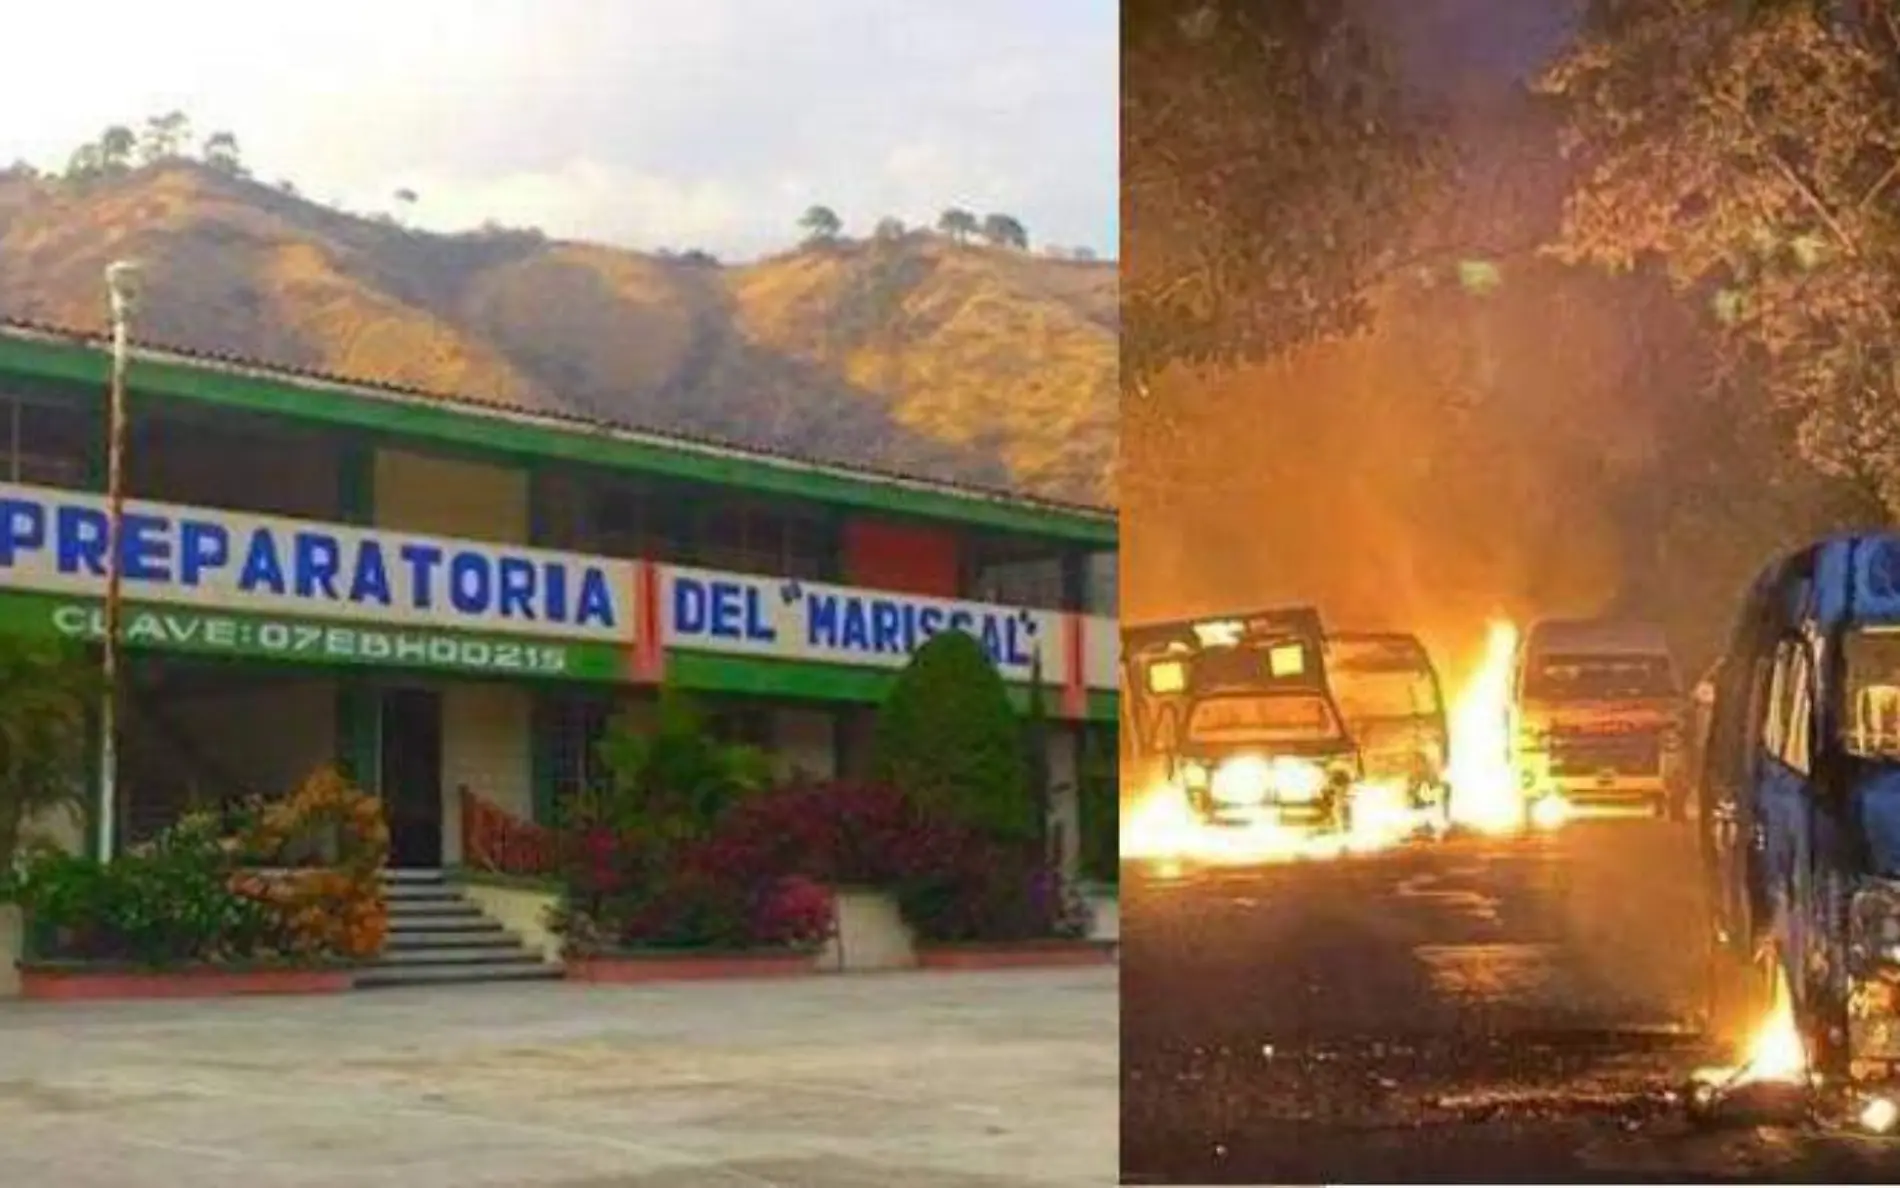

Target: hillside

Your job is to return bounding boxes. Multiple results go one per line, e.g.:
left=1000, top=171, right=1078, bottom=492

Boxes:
left=0, top=164, right=1117, bottom=505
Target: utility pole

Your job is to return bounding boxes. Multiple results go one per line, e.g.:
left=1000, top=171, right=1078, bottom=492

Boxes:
left=98, top=260, right=139, bottom=862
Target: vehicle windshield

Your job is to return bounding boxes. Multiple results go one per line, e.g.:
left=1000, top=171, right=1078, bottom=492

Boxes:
left=1184, top=694, right=1341, bottom=745
left=1844, top=629, right=1900, bottom=760
left=1332, top=669, right=1440, bottom=723
left=1522, top=653, right=1676, bottom=701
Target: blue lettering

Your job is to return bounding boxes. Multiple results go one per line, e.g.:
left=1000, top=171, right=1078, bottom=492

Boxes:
left=947, top=610, right=975, bottom=634
left=744, top=586, right=776, bottom=642
left=871, top=601, right=901, bottom=653
left=399, top=544, right=443, bottom=609
left=238, top=529, right=286, bottom=594
left=1006, top=618, right=1031, bottom=666
left=293, top=532, right=341, bottom=599
left=575, top=568, right=613, bottom=628
left=980, top=615, right=1004, bottom=665
left=0, top=499, right=44, bottom=566
left=917, top=606, right=945, bottom=641
left=178, top=521, right=228, bottom=585
left=449, top=553, right=490, bottom=614
left=840, top=598, right=870, bottom=651
left=673, top=577, right=707, bottom=635
left=349, top=542, right=392, bottom=605
left=497, top=558, right=536, bottom=619
left=544, top=562, right=569, bottom=622
left=120, top=513, right=170, bottom=582
left=709, top=581, right=743, bottom=639
left=807, top=593, right=840, bottom=647
left=55, top=507, right=108, bottom=576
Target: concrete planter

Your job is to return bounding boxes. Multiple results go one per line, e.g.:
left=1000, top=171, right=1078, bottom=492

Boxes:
left=0, top=904, right=20, bottom=999
left=915, top=938, right=1119, bottom=971
left=455, top=880, right=561, bottom=964
left=16, top=960, right=354, bottom=1002
left=566, top=946, right=819, bottom=984
left=817, top=886, right=916, bottom=972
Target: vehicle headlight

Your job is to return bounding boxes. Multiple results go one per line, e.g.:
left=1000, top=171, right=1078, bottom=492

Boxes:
left=1181, top=761, right=1210, bottom=788
left=1210, top=757, right=1271, bottom=804
left=1269, top=757, right=1328, bottom=802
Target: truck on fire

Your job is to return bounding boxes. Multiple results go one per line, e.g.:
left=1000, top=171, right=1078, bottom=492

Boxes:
left=1122, top=608, right=1364, bottom=831
left=1326, top=632, right=1453, bottom=831
left=1510, top=618, right=1686, bottom=818
left=1700, top=535, right=1900, bottom=1093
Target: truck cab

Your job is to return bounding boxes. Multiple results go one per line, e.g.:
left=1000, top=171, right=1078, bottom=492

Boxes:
left=1511, top=618, right=1685, bottom=817
left=1122, top=608, right=1361, bottom=831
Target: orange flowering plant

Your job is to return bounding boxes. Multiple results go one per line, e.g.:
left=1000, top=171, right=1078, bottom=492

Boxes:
left=231, top=766, right=391, bottom=960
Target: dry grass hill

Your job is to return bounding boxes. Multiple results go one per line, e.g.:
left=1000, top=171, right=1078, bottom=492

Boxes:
left=0, top=163, right=1116, bottom=505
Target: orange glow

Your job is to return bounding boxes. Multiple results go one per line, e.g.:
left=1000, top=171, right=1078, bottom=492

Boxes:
left=1119, top=776, right=1423, bottom=866
left=1445, top=620, right=1542, bottom=834
left=1696, top=964, right=1807, bottom=1089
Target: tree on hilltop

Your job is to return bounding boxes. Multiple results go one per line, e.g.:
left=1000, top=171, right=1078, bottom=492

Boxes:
left=937, top=207, right=979, bottom=243
left=139, top=111, right=191, bottom=164
left=798, top=204, right=842, bottom=244
left=980, top=212, right=1028, bottom=250
left=201, top=131, right=247, bottom=177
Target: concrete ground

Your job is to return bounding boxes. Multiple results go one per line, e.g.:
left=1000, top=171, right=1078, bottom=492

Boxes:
left=0, top=968, right=1116, bottom=1187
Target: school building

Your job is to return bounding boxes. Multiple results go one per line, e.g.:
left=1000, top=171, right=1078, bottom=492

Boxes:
left=0, top=320, right=1119, bottom=877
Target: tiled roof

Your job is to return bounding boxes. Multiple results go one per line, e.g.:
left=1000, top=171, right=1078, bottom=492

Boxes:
left=0, top=317, right=1116, bottom=524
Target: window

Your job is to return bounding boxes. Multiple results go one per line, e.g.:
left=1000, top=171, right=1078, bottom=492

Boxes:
left=1084, top=551, right=1118, bottom=617
left=587, top=481, right=690, bottom=563
left=967, top=535, right=1067, bottom=609
left=708, top=701, right=773, bottom=750
left=542, top=695, right=617, bottom=809
left=694, top=501, right=829, bottom=579
left=1760, top=639, right=1813, bottom=775
left=1, top=390, right=90, bottom=488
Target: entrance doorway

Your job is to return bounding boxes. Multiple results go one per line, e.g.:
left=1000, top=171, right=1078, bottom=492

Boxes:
left=379, top=688, right=444, bottom=868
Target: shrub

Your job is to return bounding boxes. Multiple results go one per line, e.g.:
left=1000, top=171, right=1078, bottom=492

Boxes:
left=0, top=637, right=99, bottom=876
left=872, top=629, right=1034, bottom=841
left=583, top=690, right=770, bottom=842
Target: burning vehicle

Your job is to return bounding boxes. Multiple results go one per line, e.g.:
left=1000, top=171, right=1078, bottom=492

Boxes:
left=1701, top=536, right=1900, bottom=1094
left=1510, top=618, right=1685, bottom=819
left=1326, top=632, right=1453, bottom=829
left=1123, top=608, right=1363, bottom=831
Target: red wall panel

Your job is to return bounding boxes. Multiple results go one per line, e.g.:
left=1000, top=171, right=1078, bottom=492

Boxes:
left=842, top=518, right=960, bottom=597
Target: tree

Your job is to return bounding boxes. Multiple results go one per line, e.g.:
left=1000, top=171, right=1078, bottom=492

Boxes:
left=138, top=110, right=191, bottom=164
left=1541, top=0, right=1900, bottom=512
left=980, top=212, right=1028, bottom=249
left=1123, top=0, right=1434, bottom=387
left=589, top=689, right=769, bottom=842
left=873, top=215, right=906, bottom=241
left=393, top=187, right=418, bottom=207
left=937, top=207, right=980, bottom=242
left=201, top=130, right=247, bottom=177
left=872, top=630, right=1033, bottom=841
left=0, top=638, right=99, bottom=879
left=97, top=126, right=136, bottom=173
left=798, top=204, right=842, bottom=244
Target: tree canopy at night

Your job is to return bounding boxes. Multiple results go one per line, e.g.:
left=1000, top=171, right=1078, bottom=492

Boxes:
left=1543, top=0, right=1900, bottom=512
left=1122, top=0, right=1434, bottom=388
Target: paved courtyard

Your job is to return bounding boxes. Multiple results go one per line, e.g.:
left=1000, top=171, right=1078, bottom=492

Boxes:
left=0, top=968, right=1116, bottom=1187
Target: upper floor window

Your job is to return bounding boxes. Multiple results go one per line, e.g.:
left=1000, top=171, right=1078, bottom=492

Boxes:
left=1084, top=550, right=1118, bottom=617
left=1, top=390, right=90, bottom=490
left=966, top=534, right=1067, bottom=610
left=696, top=500, right=830, bottom=580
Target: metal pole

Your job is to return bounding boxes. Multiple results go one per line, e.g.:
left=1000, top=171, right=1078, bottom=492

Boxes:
left=98, top=260, right=138, bottom=862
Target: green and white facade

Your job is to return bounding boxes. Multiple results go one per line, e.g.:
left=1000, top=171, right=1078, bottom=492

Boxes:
left=0, top=322, right=1118, bottom=875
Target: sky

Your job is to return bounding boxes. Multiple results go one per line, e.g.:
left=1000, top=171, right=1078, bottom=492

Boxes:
left=0, top=0, right=1117, bottom=261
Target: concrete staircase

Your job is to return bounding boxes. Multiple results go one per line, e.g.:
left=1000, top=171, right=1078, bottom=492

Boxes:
left=357, top=869, right=561, bottom=989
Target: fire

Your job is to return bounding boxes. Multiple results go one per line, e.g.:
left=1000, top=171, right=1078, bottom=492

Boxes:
left=1445, top=620, right=1538, bottom=834
left=1118, top=777, right=1424, bottom=866
left=1696, top=964, right=1808, bottom=1089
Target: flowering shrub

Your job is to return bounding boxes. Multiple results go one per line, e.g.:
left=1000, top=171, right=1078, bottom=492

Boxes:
left=13, top=768, right=391, bottom=968
left=546, top=776, right=1081, bottom=953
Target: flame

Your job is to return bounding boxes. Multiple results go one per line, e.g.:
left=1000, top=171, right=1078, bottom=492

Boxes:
left=1445, top=620, right=1538, bottom=834
left=1119, top=777, right=1424, bottom=866
left=1696, top=964, right=1808, bottom=1089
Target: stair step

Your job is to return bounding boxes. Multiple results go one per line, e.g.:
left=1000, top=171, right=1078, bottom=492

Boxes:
left=385, top=916, right=504, bottom=935
left=381, top=868, right=446, bottom=884
left=383, top=884, right=466, bottom=902
left=387, top=925, right=512, bottom=947
left=355, top=961, right=564, bottom=989
left=386, top=899, right=486, bottom=917
left=377, top=945, right=545, bottom=966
